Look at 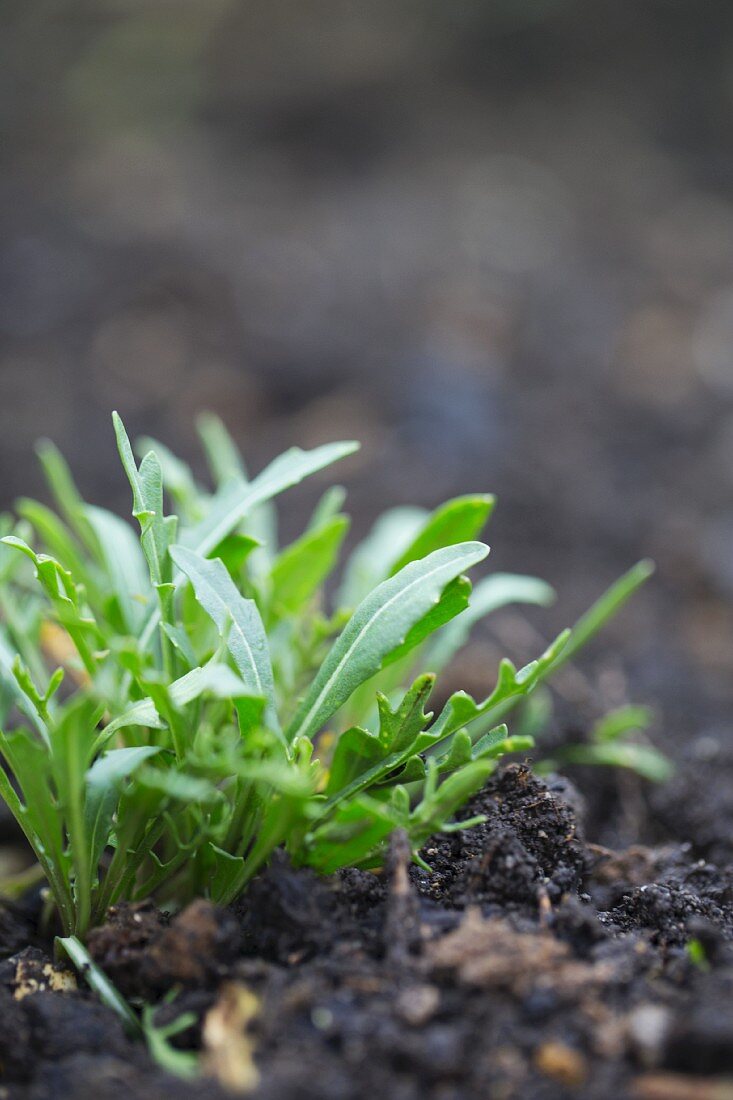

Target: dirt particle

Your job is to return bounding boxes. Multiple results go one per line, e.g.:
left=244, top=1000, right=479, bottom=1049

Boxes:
left=12, top=951, right=76, bottom=1000
left=534, top=1040, right=587, bottom=1087
left=394, top=983, right=440, bottom=1026
left=145, top=899, right=241, bottom=990
left=626, top=1003, right=673, bottom=1069
left=427, top=907, right=603, bottom=998
left=632, top=1072, right=733, bottom=1100
left=88, top=899, right=240, bottom=997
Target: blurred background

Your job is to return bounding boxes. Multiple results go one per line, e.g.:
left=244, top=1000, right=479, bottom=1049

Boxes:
left=2, top=0, right=733, bottom=852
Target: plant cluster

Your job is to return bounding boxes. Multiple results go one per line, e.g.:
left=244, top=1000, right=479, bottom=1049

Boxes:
left=0, top=413, right=653, bottom=936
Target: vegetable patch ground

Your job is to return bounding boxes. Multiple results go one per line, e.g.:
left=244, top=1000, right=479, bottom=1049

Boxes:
left=1, top=763, right=732, bottom=1099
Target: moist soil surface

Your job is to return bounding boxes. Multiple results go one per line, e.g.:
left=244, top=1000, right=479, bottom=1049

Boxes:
left=1, top=764, right=732, bottom=1099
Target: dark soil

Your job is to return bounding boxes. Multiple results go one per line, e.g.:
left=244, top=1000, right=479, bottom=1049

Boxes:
left=1, top=763, right=732, bottom=1099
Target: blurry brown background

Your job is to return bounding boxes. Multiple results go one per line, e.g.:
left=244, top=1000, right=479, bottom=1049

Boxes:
left=2, top=0, right=733, bottom=847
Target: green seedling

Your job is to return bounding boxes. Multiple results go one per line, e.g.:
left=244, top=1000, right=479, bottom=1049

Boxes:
left=686, top=937, right=711, bottom=973
left=539, top=703, right=674, bottom=783
left=0, top=413, right=654, bottom=936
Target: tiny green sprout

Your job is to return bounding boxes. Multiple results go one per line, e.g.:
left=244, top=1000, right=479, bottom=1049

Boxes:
left=142, top=998, right=200, bottom=1080
left=0, top=412, right=654, bottom=937
left=539, top=703, right=673, bottom=782
left=686, top=937, right=711, bottom=973
left=59, top=935, right=200, bottom=1079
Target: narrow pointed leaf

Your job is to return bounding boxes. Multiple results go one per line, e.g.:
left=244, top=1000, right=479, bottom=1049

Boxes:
left=389, top=494, right=495, bottom=576
left=85, top=746, right=163, bottom=871
left=337, top=507, right=427, bottom=609
left=270, top=515, right=349, bottom=617
left=97, top=664, right=250, bottom=747
left=287, top=541, right=489, bottom=744
left=85, top=506, right=151, bottom=632
left=547, top=560, right=655, bottom=672
left=170, top=545, right=279, bottom=733
left=183, top=441, right=359, bottom=560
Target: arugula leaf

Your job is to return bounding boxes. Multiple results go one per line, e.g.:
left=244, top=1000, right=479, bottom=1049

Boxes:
left=196, top=412, right=247, bottom=486
left=423, top=572, right=555, bottom=672
left=546, top=560, right=655, bottom=672
left=337, top=507, right=427, bottom=609
left=85, top=746, right=163, bottom=874
left=113, top=413, right=172, bottom=588
left=389, top=494, right=495, bottom=575
left=269, top=515, right=349, bottom=618
left=325, top=674, right=434, bottom=795
left=170, top=545, right=280, bottom=734
left=287, top=542, right=489, bottom=744
left=183, top=441, right=359, bottom=560
left=85, top=505, right=151, bottom=632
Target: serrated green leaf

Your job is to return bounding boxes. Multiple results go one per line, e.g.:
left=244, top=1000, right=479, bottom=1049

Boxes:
left=16, top=499, right=87, bottom=581
left=439, top=728, right=473, bottom=771
left=0, top=630, right=49, bottom=739
left=325, top=676, right=434, bottom=796
left=427, top=628, right=571, bottom=747
left=376, top=674, right=435, bottom=752
left=424, top=572, right=556, bottom=672
left=1, top=536, right=100, bottom=676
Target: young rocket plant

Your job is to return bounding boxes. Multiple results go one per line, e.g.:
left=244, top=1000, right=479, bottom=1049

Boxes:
left=0, top=413, right=653, bottom=937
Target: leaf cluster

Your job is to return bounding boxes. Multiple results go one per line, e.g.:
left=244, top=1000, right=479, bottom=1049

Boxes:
left=0, top=414, right=652, bottom=935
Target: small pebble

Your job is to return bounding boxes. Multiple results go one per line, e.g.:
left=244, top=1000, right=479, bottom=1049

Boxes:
left=395, top=984, right=440, bottom=1026
left=534, top=1041, right=587, bottom=1087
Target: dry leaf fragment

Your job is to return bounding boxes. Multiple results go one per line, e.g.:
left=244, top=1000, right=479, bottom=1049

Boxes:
left=202, top=982, right=260, bottom=1094
left=534, top=1041, right=587, bottom=1087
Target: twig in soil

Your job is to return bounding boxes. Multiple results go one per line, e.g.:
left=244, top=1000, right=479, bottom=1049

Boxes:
left=384, top=828, right=421, bottom=968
